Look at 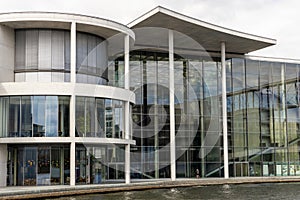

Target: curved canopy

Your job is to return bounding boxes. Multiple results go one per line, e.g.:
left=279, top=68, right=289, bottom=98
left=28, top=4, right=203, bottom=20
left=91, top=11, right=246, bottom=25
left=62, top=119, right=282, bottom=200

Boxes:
left=128, top=6, right=276, bottom=54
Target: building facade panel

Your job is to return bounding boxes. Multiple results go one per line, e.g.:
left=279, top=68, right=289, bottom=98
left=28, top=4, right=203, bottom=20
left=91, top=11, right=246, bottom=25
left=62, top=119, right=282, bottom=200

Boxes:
left=0, top=25, right=14, bottom=82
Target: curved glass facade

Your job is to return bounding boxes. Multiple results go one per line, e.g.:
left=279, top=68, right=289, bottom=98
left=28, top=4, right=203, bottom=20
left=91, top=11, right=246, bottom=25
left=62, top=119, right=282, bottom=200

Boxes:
left=15, top=29, right=71, bottom=82
left=76, top=32, right=108, bottom=85
left=75, top=97, right=124, bottom=138
left=76, top=32, right=125, bottom=87
left=7, top=144, right=70, bottom=186
left=75, top=144, right=125, bottom=184
left=0, top=96, right=70, bottom=137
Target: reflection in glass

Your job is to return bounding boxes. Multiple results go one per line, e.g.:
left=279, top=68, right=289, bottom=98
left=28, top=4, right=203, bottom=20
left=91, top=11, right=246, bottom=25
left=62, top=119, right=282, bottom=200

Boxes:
left=75, top=144, right=125, bottom=184
left=0, top=96, right=70, bottom=137
left=75, top=97, right=124, bottom=138
left=15, top=29, right=70, bottom=82
left=7, top=145, right=70, bottom=186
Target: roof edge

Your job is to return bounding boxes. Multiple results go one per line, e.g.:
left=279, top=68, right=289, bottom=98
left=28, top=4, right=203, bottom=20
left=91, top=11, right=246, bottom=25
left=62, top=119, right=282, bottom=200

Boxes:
left=128, top=6, right=276, bottom=46
left=0, top=11, right=135, bottom=40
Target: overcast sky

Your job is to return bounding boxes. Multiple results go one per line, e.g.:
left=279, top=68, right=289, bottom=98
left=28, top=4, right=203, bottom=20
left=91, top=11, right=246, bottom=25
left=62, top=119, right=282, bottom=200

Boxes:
left=1, top=0, right=300, bottom=59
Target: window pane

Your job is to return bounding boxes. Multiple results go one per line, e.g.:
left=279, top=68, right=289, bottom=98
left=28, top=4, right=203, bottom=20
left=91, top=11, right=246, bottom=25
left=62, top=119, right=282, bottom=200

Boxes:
left=38, top=30, right=52, bottom=70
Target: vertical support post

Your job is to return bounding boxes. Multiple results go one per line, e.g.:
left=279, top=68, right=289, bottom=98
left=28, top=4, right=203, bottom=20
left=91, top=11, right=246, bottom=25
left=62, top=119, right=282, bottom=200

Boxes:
left=221, top=42, right=229, bottom=179
left=124, top=34, right=130, bottom=90
left=154, top=63, right=159, bottom=179
left=169, top=30, right=176, bottom=181
left=124, top=34, right=131, bottom=184
left=70, top=141, right=76, bottom=186
left=70, top=21, right=76, bottom=83
left=69, top=22, right=77, bottom=186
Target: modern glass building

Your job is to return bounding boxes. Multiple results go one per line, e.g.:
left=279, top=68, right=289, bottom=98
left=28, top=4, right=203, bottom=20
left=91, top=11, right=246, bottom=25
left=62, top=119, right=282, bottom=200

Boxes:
left=0, top=6, right=299, bottom=187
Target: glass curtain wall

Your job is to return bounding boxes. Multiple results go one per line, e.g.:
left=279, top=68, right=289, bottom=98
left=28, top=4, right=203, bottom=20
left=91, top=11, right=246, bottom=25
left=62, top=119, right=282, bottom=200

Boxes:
left=175, top=57, right=223, bottom=178
left=76, top=32, right=125, bottom=87
left=228, top=58, right=300, bottom=177
left=75, top=97, right=124, bottom=138
left=15, top=29, right=70, bottom=82
left=7, top=145, right=70, bottom=186
left=76, top=32, right=108, bottom=85
left=75, top=144, right=125, bottom=184
left=130, top=51, right=170, bottom=179
left=130, top=51, right=223, bottom=179
left=0, top=96, right=70, bottom=137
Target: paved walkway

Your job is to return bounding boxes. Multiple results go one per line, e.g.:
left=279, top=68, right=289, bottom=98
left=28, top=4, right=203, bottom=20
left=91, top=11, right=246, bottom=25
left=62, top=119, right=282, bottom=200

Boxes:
left=1, top=177, right=300, bottom=199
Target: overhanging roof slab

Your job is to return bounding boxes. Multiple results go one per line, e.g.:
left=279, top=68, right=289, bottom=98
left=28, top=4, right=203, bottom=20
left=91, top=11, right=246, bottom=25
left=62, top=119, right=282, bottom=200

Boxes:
left=128, top=7, right=276, bottom=54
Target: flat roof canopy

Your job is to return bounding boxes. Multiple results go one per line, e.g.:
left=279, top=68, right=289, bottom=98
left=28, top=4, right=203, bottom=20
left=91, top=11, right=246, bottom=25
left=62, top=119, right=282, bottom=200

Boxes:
left=128, top=7, right=276, bottom=54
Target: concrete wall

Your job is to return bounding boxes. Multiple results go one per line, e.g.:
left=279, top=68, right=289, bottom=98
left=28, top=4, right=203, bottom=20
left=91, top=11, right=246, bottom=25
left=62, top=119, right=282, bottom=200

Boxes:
left=0, top=144, right=7, bottom=186
left=0, top=24, right=14, bottom=83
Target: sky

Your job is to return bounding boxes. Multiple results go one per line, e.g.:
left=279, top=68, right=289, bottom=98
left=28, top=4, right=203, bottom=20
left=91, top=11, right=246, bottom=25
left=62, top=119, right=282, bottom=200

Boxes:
left=1, top=0, right=300, bottom=59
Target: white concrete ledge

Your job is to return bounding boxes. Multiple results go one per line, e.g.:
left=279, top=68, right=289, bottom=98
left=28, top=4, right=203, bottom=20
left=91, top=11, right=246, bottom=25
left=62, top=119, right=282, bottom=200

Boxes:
left=0, top=137, right=136, bottom=145
left=0, top=82, right=135, bottom=103
left=0, top=12, right=135, bottom=40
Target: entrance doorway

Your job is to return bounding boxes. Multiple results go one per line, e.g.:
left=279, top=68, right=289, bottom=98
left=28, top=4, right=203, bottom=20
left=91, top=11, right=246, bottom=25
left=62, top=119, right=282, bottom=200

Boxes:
left=7, top=145, right=70, bottom=186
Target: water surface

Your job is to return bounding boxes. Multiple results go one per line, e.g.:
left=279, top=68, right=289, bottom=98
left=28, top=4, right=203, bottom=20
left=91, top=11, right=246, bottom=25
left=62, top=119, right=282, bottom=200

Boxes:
left=49, top=182, right=300, bottom=200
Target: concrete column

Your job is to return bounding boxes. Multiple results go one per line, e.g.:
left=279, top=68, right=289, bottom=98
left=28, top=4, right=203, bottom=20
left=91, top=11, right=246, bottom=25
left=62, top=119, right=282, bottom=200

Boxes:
left=70, top=141, right=76, bottom=186
left=124, top=34, right=130, bottom=90
left=125, top=144, right=130, bottom=184
left=70, top=22, right=76, bottom=83
left=70, top=21, right=77, bottom=186
left=69, top=93, right=76, bottom=185
left=0, top=144, right=7, bottom=186
left=124, top=34, right=131, bottom=184
left=221, top=42, right=229, bottom=179
left=169, top=30, right=176, bottom=181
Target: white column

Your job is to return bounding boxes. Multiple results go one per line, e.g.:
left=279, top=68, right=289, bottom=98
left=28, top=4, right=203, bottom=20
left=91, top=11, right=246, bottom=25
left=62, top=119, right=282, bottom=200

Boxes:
left=169, top=30, right=176, bottom=181
left=70, top=21, right=77, bottom=185
left=124, top=34, right=131, bottom=184
left=70, top=22, right=76, bottom=83
left=70, top=141, right=76, bottom=186
left=221, top=42, right=229, bottom=179
left=124, top=34, right=130, bottom=90
left=0, top=144, right=7, bottom=187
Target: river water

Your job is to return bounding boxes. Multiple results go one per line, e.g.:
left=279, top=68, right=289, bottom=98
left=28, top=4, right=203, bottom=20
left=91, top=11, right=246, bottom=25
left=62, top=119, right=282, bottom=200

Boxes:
left=49, top=183, right=300, bottom=200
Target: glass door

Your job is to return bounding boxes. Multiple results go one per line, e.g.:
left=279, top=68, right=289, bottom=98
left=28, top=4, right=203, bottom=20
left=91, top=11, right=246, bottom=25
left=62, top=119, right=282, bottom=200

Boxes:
left=23, top=147, right=37, bottom=185
left=37, top=147, right=50, bottom=185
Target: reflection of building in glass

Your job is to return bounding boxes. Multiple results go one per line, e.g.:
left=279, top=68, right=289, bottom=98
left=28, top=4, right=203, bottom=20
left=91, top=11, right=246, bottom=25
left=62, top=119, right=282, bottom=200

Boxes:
left=1, top=6, right=300, bottom=187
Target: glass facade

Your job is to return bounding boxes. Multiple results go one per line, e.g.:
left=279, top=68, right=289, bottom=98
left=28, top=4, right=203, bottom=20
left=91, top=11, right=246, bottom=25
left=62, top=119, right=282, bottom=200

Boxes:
left=76, top=31, right=125, bottom=87
left=75, top=97, right=124, bottom=138
left=174, top=57, right=223, bottom=178
left=0, top=96, right=70, bottom=137
left=76, top=32, right=108, bottom=85
left=75, top=144, right=125, bottom=184
left=14, top=30, right=125, bottom=87
left=15, top=29, right=71, bottom=82
left=130, top=51, right=171, bottom=179
left=129, top=51, right=223, bottom=179
left=129, top=51, right=300, bottom=179
left=7, top=144, right=70, bottom=186
left=227, top=58, right=300, bottom=177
